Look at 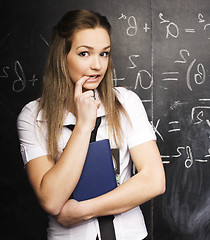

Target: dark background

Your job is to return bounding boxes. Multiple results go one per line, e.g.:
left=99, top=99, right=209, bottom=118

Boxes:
left=0, top=0, right=210, bottom=239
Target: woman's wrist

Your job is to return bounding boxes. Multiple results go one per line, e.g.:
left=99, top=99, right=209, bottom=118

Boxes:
left=80, top=199, right=97, bottom=221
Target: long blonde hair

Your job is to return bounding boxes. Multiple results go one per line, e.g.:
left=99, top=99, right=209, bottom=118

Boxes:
left=38, top=9, right=129, bottom=159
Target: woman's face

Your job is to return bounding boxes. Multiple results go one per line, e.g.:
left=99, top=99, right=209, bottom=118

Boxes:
left=67, top=27, right=111, bottom=91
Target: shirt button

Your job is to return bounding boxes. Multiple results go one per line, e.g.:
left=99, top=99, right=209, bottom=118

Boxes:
left=20, top=145, right=24, bottom=153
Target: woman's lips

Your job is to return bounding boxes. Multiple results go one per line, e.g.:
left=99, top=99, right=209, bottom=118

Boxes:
left=86, top=75, right=100, bottom=82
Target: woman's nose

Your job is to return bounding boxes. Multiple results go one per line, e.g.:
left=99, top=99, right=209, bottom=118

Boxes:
left=90, top=56, right=102, bottom=70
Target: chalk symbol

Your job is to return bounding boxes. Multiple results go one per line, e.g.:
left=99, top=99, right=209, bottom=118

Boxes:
left=195, top=159, right=208, bottom=163
left=161, top=155, right=170, bottom=164
left=162, top=72, right=179, bottom=81
left=113, top=68, right=125, bottom=87
left=142, top=99, right=153, bottom=103
left=143, top=23, right=150, bottom=33
left=191, top=106, right=210, bottom=120
left=40, top=35, right=49, bottom=47
left=152, top=119, right=164, bottom=141
left=168, top=121, right=180, bottom=132
left=185, top=28, right=196, bottom=33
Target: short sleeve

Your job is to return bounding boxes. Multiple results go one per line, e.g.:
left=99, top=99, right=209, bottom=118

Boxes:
left=119, top=88, right=156, bottom=149
left=17, top=101, right=48, bottom=165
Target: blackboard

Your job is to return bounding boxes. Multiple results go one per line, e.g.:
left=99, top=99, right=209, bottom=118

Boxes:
left=0, top=0, right=210, bottom=239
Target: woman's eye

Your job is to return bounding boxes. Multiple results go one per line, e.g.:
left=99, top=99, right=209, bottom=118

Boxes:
left=100, top=52, right=110, bottom=57
left=79, top=51, right=89, bottom=57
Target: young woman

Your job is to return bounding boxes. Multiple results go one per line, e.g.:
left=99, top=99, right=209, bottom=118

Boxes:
left=17, top=9, right=165, bottom=240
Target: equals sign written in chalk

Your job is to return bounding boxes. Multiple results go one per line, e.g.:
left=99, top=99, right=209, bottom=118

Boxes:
left=161, top=72, right=179, bottom=81
left=185, top=28, right=196, bottom=33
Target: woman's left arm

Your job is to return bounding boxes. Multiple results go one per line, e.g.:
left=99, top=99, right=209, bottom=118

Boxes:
left=57, top=140, right=165, bottom=226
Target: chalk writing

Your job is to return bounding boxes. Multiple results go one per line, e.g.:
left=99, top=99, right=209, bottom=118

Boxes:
left=113, top=68, right=125, bottom=87
left=117, top=11, right=210, bottom=41
left=198, top=13, right=205, bottom=23
left=28, top=74, right=38, bottom=87
left=160, top=49, right=207, bottom=91
left=143, top=23, right=150, bottom=33
left=127, top=16, right=137, bottom=36
left=118, top=13, right=127, bottom=20
left=191, top=106, right=210, bottom=126
left=171, top=147, right=185, bottom=158
left=175, top=49, right=206, bottom=91
left=185, top=28, right=195, bottom=33
left=134, top=69, right=153, bottom=89
left=0, top=61, right=38, bottom=92
left=168, top=121, right=180, bottom=132
left=162, top=72, right=179, bottom=81
left=40, top=35, right=49, bottom=47
left=198, top=13, right=210, bottom=39
left=152, top=119, right=164, bottom=141
left=185, top=146, right=193, bottom=168
left=116, top=8, right=210, bottom=174
left=193, top=111, right=204, bottom=125
left=203, top=24, right=210, bottom=39
left=159, top=12, right=210, bottom=40
left=127, top=55, right=139, bottom=69
left=159, top=13, right=179, bottom=38
left=118, top=13, right=150, bottom=36
left=162, top=146, right=209, bottom=168
left=0, top=66, right=10, bottom=78
left=13, top=61, right=26, bottom=92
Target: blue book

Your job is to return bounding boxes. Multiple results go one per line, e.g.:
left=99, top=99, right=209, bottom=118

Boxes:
left=73, top=139, right=117, bottom=201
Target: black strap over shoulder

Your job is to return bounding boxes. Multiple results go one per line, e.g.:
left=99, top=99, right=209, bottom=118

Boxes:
left=66, top=117, right=101, bottom=143
left=90, top=117, right=101, bottom=143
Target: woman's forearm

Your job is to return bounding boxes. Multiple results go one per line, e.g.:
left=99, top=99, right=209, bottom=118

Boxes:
left=83, top=168, right=165, bottom=219
left=57, top=167, right=165, bottom=227
left=27, top=124, right=92, bottom=215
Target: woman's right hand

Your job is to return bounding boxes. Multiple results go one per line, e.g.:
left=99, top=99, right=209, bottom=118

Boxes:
left=74, top=76, right=101, bottom=131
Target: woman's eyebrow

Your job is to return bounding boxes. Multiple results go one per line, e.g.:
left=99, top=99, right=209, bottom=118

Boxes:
left=76, top=45, right=111, bottom=50
left=103, top=45, right=111, bottom=50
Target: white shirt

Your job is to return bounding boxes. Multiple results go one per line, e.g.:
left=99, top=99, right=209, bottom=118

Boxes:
left=17, top=87, right=156, bottom=240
